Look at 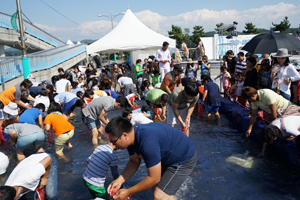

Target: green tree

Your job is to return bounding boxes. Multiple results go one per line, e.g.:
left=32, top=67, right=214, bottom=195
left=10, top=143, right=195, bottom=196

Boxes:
left=272, top=16, right=291, bottom=33
left=243, top=23, right=260, bottom=34
left=215, top=22, right=227, bottom=35
left=191, top=25, right=205, bottom=46
left=168, top=25, right=189, bottom=48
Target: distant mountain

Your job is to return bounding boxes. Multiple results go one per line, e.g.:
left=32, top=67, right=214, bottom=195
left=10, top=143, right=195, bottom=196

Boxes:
left=80, top=39, right=97, bottom=44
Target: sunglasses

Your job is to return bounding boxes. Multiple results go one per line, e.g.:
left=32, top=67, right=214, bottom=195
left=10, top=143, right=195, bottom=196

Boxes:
left=110, top=135, right=122, bottom=145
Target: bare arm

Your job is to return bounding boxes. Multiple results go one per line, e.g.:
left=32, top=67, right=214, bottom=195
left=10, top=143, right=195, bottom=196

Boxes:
left=107, top=154, right=141, bottom=193
left=246, top=109, right=258, bottom=137
left=15, top=99, right=31, bottom=109
left=44, top=123, right=51, bottom=131
left=172, top=102, right=185, bottom=127
left=98, top=109, right=109, bottom=125
left=38, top=114, right=43, bottom=129
left=202, top=90, right=208, bottom=101
left=39, top=156, right=52, bottom=189
left=164, top=85, right=172, bottom=94
left=269, top=103, right=277, bottom=122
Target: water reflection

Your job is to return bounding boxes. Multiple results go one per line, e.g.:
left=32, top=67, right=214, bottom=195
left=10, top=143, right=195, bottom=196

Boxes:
left=1, top=102, right=300, bottom=199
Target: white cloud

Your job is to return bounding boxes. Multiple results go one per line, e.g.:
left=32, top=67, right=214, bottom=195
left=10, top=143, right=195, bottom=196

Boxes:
left=33, top=2, right=300, bottom=41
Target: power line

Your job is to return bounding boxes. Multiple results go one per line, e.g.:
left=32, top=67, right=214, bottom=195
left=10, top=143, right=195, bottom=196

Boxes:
left=39, top=0, right=101, bottom=36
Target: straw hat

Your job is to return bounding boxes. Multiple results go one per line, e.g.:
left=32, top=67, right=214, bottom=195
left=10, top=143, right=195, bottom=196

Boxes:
left=3, top=102, right=18, bottom=116
left=187, top=58, right=193, bottom=64
left=272, top=48, right=292, bottom=57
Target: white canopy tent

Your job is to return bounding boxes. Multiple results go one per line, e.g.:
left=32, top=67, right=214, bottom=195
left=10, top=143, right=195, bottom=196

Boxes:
left=86, top=9, right=176, bottom=54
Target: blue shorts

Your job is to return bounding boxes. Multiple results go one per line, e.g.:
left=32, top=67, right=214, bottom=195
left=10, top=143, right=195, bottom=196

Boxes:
left=16, top=131, right=45, bottom=151
left=62, top=98, right=78, bottom=114
left=205, top=105, right=219, bottom=113
left=82, top=114, right=101, bottom=130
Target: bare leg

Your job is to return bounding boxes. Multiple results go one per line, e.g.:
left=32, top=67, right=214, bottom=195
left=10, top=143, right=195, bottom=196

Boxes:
left=215, top=112, right=220, bottom=121
left=152, top=186, right=174, bottom=200
left=16, top=149, right=25, bottom=161
left=33, top=145, right=45, bottom=153
left=9, top=130, right=17, bottom=146
left=65, top=140, right=73, bottom=149
left=91, top=127, right=99, bottom=146
left=207, top=113, right=212, bottom=122
left=56, top=152, right=69, bottom=162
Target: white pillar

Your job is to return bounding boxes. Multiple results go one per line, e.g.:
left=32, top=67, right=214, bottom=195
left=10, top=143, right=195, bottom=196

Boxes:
left=0, top=44, right=5, bottom=57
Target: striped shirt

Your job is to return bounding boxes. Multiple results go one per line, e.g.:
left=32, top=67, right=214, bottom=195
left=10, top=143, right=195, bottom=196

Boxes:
left=236, top=60, right=247, bottom=74
left=83, top=144, right=118, bottom=187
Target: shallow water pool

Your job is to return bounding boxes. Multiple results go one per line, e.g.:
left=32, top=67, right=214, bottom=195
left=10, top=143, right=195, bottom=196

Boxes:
left=1, top=104, right=300, bottom=200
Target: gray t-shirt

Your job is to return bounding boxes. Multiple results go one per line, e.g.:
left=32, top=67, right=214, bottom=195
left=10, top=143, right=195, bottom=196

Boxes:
left=82, top=96, right=115, bottom=120
left=4, top=123, right=44, bottom=137
left=167, top=86, right=199, bottom=110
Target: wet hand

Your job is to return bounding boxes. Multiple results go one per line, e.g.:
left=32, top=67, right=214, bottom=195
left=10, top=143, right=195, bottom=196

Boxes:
left=113, top=189, right=130, bottom=200
left=161, top=115, right=166, bottom=121
left=107, top=180, right=122, bottom=195
left=39, top=177, right=48, bottom=189
left=245, top=129, right=251, bottom=138
left=284, top=78, right=291, bottom=85
left=185, top=119, right=190, bottom=127
left=257, top=151, right=265, bottom=157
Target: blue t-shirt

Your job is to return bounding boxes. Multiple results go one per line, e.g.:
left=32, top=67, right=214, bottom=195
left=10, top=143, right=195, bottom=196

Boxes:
left=105, top=90, right=118, bottom=99
left=54, top=92, right=78, bottom=104
left=72, top=88, right=84, bottom=95
left=19, top=108, right=42, bottom=125
left=29, top=86, right=44, bottom=98
left=127, top=123, right=195, bottom=168
left=204, top=80, right=221, bottom=107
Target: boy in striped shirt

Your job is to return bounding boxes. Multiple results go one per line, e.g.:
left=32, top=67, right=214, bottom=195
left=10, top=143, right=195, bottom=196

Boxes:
left=234, top=52, right=247, bottom=77
left=83, top=142, right=119, bottom=199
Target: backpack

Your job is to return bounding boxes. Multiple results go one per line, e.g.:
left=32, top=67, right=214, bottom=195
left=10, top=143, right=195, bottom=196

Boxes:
left=276, top=105, right=300, bottom=131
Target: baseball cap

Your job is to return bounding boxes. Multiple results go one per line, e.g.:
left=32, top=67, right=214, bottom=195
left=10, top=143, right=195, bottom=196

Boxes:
left=173, top=64, right=183, bottom=72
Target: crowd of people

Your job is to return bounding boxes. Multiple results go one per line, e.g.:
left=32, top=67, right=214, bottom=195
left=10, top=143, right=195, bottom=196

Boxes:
left=0, top=40, right=300, bottom=200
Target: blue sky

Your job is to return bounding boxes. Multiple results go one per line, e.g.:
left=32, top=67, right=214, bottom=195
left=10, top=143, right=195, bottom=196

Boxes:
left=1, top=0, right=300, bottom=42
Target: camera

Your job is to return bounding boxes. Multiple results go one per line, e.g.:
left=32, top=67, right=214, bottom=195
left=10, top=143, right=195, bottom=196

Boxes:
left=198, top=60, right=202, bottom=65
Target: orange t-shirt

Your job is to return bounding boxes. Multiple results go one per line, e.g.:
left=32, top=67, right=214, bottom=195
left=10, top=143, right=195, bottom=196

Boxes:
left=160, top=71, right=181, bottom=93
left=0, top=86, right=18, bottom=105
left=44, top=113, right=74, bottom=137
left=93, top=90, right=106, bottom=97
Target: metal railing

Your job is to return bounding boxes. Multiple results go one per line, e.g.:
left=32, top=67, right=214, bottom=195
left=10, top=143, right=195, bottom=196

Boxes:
left=0, top=44, right=87, bottom=86
left=0, top=12, right=65, bottom=47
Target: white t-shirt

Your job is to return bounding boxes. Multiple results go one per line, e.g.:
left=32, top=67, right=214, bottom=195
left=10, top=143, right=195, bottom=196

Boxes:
left=5, top=153, right=49, bottom=197
left=271, top=116, right=300, bottom=137
left=0, top=152, right=9, bottom=175
left=126, top=93, right=135, bottom=102
left=34, top=95, right=50, bottom=111
left=55, top=79, right=71, bottom=93
left=130, top=113, right=153, bottom=125
left=118, top=77, right=133, bottom=85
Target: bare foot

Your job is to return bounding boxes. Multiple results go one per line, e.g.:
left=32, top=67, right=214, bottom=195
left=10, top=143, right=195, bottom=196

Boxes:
left=57, top=154, right=69, bottom=162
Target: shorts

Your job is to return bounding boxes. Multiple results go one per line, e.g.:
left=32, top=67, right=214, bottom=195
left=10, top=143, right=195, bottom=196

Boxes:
left=157, top=152, right=197, bottom=195
left=62, top=98, right=78, bottom=114
left=167, top=104, right=188, bottom=125
left=16, top=131, right=45, bottom=151
left=205, top=105, right=220, bottom=113
left=55, top=129, right=74, bottom=154
left=83, top=179, right=109, bottom=200
left=82, top=114, right=101, bottom=130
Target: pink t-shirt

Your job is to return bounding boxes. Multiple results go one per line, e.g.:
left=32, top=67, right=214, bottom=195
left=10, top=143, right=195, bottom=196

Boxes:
left=222, top=72, right=230, bottom=87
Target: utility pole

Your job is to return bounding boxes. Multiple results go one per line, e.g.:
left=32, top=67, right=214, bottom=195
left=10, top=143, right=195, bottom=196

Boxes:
left=97, top=11, right=125, bottom=63
left=16, top=0, right=30, bottom=79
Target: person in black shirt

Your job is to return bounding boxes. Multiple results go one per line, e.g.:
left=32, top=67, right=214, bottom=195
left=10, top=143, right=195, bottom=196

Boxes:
left=85, top=63, right=99, bottom=85
left=244, top=57, right=258, bottom=89
left=226, top=50, right=238, bottom=76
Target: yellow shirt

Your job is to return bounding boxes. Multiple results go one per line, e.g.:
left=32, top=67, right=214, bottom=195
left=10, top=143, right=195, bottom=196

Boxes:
left=251, top=89, right=292, bottom=114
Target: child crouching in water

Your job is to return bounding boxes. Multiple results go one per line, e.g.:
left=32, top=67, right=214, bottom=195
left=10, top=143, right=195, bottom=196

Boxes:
left=83, top=141, right=119, bottom=200
left=44, top=102, right=74, bottom=161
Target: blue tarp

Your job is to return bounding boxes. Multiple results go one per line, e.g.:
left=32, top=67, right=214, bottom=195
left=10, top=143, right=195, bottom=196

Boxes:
left=220, top=97, right=299, bottom=168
